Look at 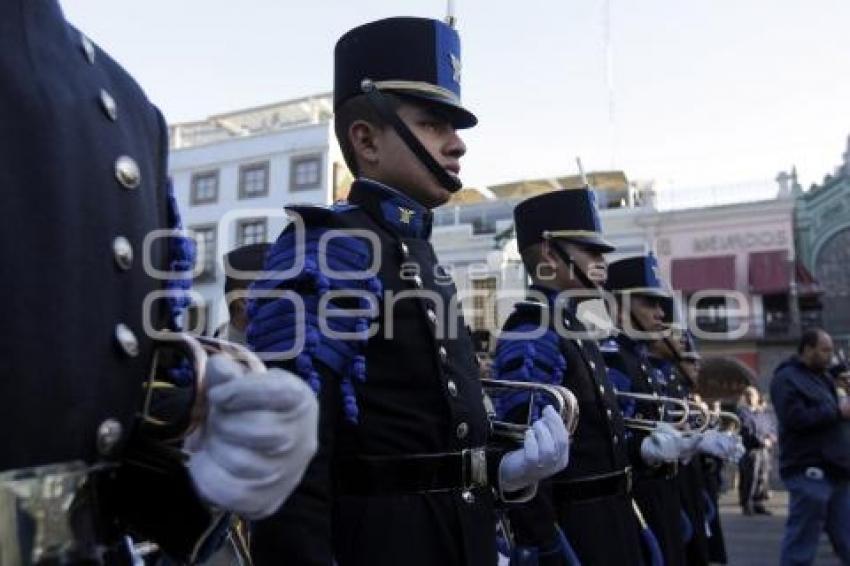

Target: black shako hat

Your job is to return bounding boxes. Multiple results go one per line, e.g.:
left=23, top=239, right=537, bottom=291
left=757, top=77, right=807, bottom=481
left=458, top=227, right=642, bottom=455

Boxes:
left=224, top=243, right=270, bottom=294
left=514, top=187, right=616, bottom=253
left=334, top=17, right=477, bottom=129
left=606, top=253, right=671, bottom=297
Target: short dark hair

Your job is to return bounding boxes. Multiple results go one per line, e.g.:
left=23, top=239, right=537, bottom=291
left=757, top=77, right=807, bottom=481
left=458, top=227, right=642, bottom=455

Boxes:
left=799, top=327, right=826, bottom=354
left=333, top=93, right=398, bottom=176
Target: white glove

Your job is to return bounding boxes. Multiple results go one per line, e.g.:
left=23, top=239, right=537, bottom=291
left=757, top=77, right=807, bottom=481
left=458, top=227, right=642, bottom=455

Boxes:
left=676, top=432, right=704, bottom=464
left=498, top=405, right=571, bottom=494
left=698, top=430, right=742, bottom=462
left=187, top=355, right=319, bottom=519
left=640, top=422, right=682, bottom=466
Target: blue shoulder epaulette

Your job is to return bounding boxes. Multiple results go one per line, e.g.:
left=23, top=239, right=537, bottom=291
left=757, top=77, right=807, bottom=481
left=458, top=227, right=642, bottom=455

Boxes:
left=247, top=202, right=381, bottom=425
left=164, top=179, right=196, bottom=332
left=491, top=305, right=567, bottom=420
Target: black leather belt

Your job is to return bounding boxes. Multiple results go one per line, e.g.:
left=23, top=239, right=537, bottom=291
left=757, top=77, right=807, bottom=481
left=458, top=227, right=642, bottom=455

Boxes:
left=637, top=461, right=678, bottom=480
left=552, top=468, right=632, bottom=502
left=335, top=448, right=494, bottom=496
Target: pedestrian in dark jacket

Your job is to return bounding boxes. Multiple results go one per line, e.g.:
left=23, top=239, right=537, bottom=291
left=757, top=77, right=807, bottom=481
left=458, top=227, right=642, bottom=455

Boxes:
left=770, top=328, right=850, bottom=566
left=737, top=386, right=776, bottom=515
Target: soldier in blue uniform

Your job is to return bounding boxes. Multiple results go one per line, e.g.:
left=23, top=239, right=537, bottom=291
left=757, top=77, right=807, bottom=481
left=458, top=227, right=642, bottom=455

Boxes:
left=649, top=315, right=743, bottom=565
left=601, top=254, right=689, bottom=566
left=648, top=330, right=712, bottom=566
left=0, top=2, right=318, bottom=563
left=491, top=187, right=646, bottom=565
left=247, top=16, right=570, bottom=566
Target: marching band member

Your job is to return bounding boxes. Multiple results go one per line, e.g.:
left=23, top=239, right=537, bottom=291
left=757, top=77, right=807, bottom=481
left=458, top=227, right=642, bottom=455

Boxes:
left=602, top=255, right=688, bottom=566
left=0, top=2, right=318, bottom=563
left=492, top=187, right=645, bottom=565
left=248, top=16, right=570, bottom=565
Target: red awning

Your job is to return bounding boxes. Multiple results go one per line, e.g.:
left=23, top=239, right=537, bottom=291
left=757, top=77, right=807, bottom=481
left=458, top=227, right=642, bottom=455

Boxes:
left=795, top=262, right=823, bottom=297
left=671, top=256, right=736, bottom=293
left=748, top=250, right=791, bottom=294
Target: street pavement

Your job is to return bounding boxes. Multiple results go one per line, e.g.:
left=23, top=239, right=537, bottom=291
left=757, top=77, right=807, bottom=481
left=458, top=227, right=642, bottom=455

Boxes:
left=719, top=490, right=843, bottom=565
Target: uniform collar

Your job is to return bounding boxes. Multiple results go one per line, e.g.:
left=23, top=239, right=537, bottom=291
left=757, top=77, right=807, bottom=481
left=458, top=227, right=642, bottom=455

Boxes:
left=615, top=331, right=649, bottom=360
left=528, top=285, right=577, bottom=315
left=347, top=178, right=433, bottom=239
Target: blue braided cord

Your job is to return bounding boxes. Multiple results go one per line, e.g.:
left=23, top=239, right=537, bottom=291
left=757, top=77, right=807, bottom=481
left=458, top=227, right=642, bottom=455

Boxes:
left=260, top=231, right=375, bottom=283
left=554, top=525, right=583, bottom=566
left=681, top=508, right=694, bottom=543
left=496, top=535, right=512, bottom=559
left=247, top=223, right=381, bottom=424
left=167, top=358, right=195, bottom=387
left=640, top=526, right=664, bottom=566
left=492, top=324, right=567, bottom=421
left=163, top=180, right=196, bottom=330
left=495, top=333, right=561, bottom=366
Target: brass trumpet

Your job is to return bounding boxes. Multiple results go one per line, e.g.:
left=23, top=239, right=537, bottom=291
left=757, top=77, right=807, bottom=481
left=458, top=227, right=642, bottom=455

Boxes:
left=613, top=390, right=691, bottom=432
left=142, top=333, right=267, bottom=441
left=665, top=399, right=714, bottom=435
left=481, top=378, right=580, bottom=442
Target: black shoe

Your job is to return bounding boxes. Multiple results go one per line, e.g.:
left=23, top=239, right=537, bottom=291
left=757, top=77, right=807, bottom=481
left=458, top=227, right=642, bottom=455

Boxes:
left=753, top=504, right=772, bottom=515
left=742, top=505, right=754, bottom=516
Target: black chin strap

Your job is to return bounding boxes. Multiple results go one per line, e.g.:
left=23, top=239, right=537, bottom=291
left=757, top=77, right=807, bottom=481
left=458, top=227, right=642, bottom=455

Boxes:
left=549, top=240, right=600, bottom=293
left=361, top=80, right=462, bottom=193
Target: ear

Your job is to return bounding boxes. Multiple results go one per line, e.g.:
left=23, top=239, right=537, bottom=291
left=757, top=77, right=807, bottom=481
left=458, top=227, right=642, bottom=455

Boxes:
left=348, top=120, right=381, bottom=168
left=539, top=240, right=558, bottom=265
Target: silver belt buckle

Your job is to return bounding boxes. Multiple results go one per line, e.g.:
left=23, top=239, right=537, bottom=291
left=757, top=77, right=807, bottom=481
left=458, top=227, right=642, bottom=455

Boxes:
left=462, top=447, right=488, bottom=490
left=0, top=461, right=107, bottom=565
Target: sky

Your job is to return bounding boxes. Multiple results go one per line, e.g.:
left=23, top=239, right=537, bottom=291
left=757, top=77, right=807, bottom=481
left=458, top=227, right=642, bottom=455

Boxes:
left=63, top=0, right=850, bottom=195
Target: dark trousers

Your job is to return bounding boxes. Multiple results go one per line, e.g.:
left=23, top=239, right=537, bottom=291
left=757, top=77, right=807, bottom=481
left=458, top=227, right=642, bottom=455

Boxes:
left=739, top=447, right=770, bottom=508
left=634, top=475, right=686, bottom=566
left=557, top=492, right=645, bottom=566
left=678, top=462, right=710, bottom=566
left=702, top=456, right=728, bottom=564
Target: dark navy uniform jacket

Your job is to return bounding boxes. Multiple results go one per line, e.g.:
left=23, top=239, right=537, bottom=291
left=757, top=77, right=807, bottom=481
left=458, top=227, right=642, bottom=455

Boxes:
left=248, top=179, right=499, bottom=566
left=0, top=1, right=217, bottom=560
left=601, top=333, right=660, bottom=467
left=603, top=334, right=687, bottom=566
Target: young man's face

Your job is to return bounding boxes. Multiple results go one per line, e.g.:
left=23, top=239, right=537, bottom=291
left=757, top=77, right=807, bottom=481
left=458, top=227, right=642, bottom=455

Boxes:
left=367, top=100, right=466, bottom=208
left=538, top=240, right=606, bottom=292
left=626, top=294, right=666, bottom=333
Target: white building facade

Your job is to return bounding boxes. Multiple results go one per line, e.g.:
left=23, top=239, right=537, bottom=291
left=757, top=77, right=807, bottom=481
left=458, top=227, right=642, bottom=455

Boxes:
left=168, top=93, right=346, bottom=331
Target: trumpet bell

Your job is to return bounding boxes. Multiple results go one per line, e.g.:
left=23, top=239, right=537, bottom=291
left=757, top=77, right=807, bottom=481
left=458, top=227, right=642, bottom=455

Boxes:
left=141, top=333, right=267, bottom=442
left=614, top=390, right=691, bottom=432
